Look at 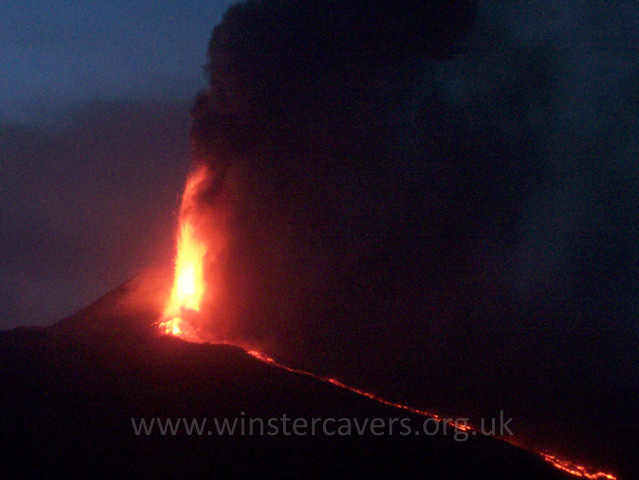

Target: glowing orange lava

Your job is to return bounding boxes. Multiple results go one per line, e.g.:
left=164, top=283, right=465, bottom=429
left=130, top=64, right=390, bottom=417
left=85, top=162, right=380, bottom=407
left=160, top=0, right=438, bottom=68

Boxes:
left=537, top=452, right=617, bottom=480
left=157, top=167, right=616, bottom=480
left=158, top=164, right=210, bottom=341
left=244, top=350, right=616, bottom=480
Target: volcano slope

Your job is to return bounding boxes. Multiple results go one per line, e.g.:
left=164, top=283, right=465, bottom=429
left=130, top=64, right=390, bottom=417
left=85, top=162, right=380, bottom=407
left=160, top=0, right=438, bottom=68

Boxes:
left=1, top=281, right=575, bottom=479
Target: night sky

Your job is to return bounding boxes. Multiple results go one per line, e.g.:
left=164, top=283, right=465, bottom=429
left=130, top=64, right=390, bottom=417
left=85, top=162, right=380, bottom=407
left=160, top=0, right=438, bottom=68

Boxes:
left=1, top=0, right=638, bottom=475
left=1, top=1, right=234, bottom=327
left=1, top=1, right=636, bottom=324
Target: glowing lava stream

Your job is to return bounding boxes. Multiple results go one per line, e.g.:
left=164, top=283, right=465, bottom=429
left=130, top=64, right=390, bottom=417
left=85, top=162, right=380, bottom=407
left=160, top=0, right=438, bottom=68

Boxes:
left=158, top=165, right=617, bottom=480
left=244, top=350, right=616, bottom=480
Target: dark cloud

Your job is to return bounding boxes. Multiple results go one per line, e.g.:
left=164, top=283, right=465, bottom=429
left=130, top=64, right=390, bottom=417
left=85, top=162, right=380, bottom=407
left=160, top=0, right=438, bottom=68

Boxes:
left=186, top=0, right=638, bottom=471
left=197, top=0, right=477, bottom=139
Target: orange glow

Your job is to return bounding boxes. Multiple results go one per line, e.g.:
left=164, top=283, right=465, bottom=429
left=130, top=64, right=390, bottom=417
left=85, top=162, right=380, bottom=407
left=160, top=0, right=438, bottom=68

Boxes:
left=158, top=165, right=210, bottom=342
left=170, top=221, right=206, bottom=313
left=245, top=350, right=616, bottom=480
left=157, top=168, right=616, bottom=480
left=537, top=452, right=617, bottom=480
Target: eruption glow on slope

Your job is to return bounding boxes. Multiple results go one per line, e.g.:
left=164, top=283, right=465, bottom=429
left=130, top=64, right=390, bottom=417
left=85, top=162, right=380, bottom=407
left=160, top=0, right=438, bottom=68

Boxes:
left=159, top=164, right=210, bottom=341
left=157, top=168, right=616, bottom=480
left=245, top=350, right=616, bottom=480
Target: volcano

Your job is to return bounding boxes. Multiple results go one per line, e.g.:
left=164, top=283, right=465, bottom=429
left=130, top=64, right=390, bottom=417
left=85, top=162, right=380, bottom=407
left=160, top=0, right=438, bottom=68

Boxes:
left=0, top=276, right=602, bottom=480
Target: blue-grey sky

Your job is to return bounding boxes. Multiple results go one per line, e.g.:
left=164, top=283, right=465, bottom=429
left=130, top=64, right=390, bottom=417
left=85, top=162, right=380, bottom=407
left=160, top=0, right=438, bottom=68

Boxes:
left=0, top=0, right=233, bottom=124
left=1, top=1, right=234, bottom=327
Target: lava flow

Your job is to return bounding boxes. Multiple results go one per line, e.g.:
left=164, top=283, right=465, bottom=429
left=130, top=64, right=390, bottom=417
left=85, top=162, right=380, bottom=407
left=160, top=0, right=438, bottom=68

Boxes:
left=157, top=167, right=617, bottom=480
left=158, top=164, right=210, bottom=342
left=245, top=350, right=615, bottom=480
left=536, top=452, right=616, bottom=480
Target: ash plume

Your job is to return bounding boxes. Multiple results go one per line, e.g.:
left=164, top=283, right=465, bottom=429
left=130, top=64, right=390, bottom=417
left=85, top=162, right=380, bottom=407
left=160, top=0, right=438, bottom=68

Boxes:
left=192, top=0, right=478, bottom=157
left=191, top=0, right=479, bottom=336
left=184, top=0, right=638, bottom=469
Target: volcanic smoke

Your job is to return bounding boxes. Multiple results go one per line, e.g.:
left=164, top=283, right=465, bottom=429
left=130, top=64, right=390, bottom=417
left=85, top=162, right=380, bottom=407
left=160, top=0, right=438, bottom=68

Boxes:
left=157, top=168, right=616, bottom=480
left=153, top=1, right=624, bottom=478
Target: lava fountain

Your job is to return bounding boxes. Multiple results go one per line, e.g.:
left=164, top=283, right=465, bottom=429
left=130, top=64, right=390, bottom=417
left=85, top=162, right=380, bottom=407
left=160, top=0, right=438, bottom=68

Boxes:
left=158, top=163, right=212, bottom=343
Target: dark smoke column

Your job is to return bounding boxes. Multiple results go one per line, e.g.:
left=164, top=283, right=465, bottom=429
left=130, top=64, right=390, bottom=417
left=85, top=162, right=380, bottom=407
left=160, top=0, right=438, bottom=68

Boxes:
left=188, top=0, right=479, bottom=363
left=193, top=0, right=478, bottom=158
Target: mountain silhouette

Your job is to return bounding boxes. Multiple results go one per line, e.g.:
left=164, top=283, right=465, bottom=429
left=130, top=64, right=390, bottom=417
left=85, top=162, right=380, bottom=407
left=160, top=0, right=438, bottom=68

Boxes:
left=0, top=278, right=585, bottom=479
